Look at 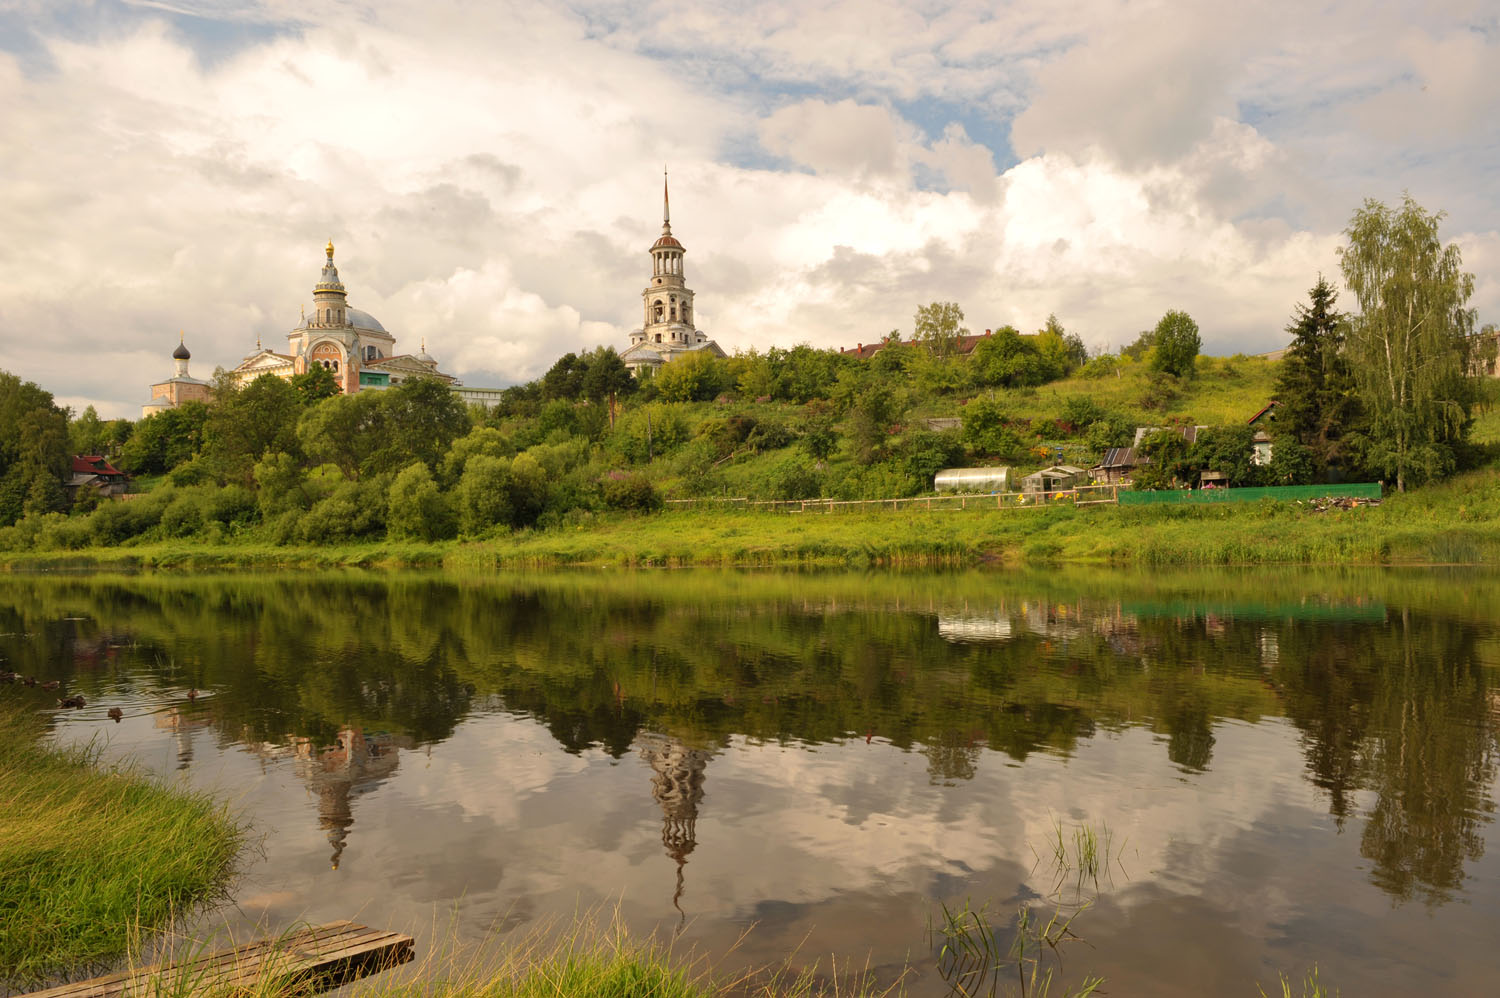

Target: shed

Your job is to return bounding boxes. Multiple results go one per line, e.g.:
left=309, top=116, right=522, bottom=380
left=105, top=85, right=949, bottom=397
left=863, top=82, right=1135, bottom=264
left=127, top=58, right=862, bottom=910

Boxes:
left=1091, top=447, right=1141, bottom=485
left=935, top=466, right=1012, bottom=493
left=1021, top=465, right=1087, bottom=494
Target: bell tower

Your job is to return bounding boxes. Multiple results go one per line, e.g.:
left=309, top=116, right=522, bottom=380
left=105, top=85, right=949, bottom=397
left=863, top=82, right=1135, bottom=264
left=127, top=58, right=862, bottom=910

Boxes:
left=634, top=171, right=699, bottom=350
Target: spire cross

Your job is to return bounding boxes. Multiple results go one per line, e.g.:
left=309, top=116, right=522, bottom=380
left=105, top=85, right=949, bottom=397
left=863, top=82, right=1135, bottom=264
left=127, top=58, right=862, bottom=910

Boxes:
left=663, top=167, right=671, bottom=231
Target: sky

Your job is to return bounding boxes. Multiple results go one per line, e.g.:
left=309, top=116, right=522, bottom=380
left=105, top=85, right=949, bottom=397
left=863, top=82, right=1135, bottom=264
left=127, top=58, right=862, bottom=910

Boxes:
left=0, top=0, right=1497, bottom=419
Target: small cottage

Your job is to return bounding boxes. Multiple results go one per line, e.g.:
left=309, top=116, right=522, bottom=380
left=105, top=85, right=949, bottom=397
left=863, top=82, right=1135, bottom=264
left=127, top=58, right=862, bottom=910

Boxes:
left=68, top=456, right=130, bottom=499
left=1248, top=402, right=1278, bottom=466
left=1092, top=447, right=1141, bottom=485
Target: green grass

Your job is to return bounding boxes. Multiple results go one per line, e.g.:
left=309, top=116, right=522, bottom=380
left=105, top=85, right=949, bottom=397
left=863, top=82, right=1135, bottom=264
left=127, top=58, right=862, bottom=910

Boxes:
left=0, top=700, right=244, bottom=986
left=4, top=466, right=1499, bottom=572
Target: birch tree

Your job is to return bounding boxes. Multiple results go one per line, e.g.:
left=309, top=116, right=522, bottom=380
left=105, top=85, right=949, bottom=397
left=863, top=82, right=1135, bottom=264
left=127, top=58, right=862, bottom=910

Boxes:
left=1338, top=195, right=1478, bottom=491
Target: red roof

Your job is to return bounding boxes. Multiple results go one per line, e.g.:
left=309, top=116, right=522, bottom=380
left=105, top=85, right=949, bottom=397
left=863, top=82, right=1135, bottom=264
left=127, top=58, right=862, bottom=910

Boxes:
left=71, top=455, right=125, bottom=477
left=652, top=234, right=683, bottom=249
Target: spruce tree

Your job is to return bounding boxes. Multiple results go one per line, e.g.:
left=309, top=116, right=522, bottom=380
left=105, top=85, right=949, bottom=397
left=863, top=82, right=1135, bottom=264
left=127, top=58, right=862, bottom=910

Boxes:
left=1274, top=277, right=1358, bottom=477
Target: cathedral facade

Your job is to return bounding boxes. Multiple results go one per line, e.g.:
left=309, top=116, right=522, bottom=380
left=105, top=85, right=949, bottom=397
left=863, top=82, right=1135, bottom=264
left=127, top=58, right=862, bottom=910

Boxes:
left=620, top=176, right=725, bottom=375
left=230, top=241, right=453, bottom=393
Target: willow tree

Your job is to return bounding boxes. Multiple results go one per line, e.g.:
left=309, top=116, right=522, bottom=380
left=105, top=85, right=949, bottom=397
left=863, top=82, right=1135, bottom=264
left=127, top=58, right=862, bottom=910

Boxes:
left=1338, top=195, right=1477, bottom=491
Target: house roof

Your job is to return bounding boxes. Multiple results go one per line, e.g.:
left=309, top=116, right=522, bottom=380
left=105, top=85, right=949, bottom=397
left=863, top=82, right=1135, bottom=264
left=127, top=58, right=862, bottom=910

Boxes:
left=1248, top=400, right=1279, bottom=424
left=1133, top=424, right=1207, bottom=446
left=1095, top=446, right=1145, bottom=470
left=841, top=329, right=1010, bottom=359
left=71, top=455, right=125, bottom=477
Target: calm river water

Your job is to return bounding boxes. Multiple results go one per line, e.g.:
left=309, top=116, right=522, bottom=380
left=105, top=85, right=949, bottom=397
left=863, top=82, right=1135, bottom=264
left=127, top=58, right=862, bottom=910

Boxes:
left=2, top=568, right=1498, bottom=996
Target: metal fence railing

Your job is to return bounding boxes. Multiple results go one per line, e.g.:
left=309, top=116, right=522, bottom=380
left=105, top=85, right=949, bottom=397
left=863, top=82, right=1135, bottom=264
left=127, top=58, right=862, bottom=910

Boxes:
left=1117, top=483, right=1383, bottom=506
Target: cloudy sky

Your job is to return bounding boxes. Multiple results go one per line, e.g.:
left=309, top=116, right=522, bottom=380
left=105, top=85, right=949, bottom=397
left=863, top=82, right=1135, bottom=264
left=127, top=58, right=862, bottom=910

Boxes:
left=1, top=0, right=1497, bottom=418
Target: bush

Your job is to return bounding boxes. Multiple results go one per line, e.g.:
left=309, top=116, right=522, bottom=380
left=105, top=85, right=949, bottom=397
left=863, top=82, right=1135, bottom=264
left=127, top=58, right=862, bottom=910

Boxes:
left=298, top=478, right=386, bottom=543
left=770, top=458, right=822, bottom=500
left=387, top=463, right=455, bottom=541
left=456, top=455, right=514, bottom=537
left=600, top=472, right=661, bottom=512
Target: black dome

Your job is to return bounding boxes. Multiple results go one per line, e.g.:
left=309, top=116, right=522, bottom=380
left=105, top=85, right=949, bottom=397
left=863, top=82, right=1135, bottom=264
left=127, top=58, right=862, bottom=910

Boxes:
left=172, top=340, right=191, bottom=360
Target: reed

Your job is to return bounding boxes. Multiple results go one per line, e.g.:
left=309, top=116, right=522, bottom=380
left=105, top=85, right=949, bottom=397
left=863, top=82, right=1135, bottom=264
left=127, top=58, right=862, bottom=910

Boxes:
left=928, top=899, right=1103, bottom=998
left=1258, top=965, right=1338, bottom=998
left=1036, top=818, right=1123, bottom=896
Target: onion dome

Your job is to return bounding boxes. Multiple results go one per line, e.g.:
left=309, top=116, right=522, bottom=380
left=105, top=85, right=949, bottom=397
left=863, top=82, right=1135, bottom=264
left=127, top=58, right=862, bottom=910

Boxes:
left=172, top=333, right=190, bottom=360
left=315, top=239, right=346, bottom=295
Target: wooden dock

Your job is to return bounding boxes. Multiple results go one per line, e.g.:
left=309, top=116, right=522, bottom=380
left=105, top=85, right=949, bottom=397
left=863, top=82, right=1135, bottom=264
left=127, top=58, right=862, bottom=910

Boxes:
left=21, top=921, right=414, bottom=998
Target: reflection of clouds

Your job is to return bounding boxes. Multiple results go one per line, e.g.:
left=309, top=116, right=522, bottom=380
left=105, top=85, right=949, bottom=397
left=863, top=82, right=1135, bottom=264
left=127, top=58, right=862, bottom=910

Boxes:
left=71, top=707, right=1500, bottom=997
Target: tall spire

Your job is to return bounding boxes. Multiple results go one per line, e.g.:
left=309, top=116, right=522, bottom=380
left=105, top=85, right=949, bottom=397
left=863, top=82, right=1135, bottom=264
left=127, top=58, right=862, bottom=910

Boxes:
left=662, top=167, right=671, bottom=234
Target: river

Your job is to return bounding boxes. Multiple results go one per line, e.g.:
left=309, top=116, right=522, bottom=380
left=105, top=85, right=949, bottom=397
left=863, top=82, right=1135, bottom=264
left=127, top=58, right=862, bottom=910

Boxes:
left=2, top=568, right=1497, bottom=996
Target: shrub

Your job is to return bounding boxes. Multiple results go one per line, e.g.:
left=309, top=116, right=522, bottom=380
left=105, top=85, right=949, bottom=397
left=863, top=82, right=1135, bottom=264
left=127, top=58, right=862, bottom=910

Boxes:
left=770, top=458, right=822, bottom=500
left=387, top=463, right=455, bottom=541
left=456, top=455, right=514, bottom=537
left=601, top=472, right=661, bottom=512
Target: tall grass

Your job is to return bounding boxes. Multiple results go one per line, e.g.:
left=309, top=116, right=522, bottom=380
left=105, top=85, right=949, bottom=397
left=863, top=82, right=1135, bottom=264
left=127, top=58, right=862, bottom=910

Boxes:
left=1036, top=819, right=1123, bottom=896
left=0, top=701, right=244, bottom=986
left=1258, top=965, right=1338, bottom=998
left=123, top=908, right=900, bottom=998
left=927, top=900, right=1103, bottom=998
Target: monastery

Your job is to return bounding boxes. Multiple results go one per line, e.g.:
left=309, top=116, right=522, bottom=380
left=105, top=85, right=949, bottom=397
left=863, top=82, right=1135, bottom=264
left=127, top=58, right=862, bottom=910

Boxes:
left=144, top=241, right=462, bottom=418
left=145, top=180, right=716, bottom=416
left=230, top=241, right=453, bottom=393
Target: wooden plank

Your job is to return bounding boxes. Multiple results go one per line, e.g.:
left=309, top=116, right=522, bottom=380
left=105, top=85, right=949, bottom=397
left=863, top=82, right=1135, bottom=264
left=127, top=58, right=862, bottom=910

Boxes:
left=20, top=922, right=413, bottom=998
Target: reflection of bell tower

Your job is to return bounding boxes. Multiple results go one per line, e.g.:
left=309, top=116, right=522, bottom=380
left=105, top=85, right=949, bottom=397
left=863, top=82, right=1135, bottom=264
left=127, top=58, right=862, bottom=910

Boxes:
left=638, top=733, right=710, bottom=922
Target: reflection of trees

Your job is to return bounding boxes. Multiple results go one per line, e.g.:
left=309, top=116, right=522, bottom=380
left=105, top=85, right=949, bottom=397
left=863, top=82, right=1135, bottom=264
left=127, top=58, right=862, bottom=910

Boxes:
left=638, top=733, right=711, bottom=920
left=1276, top=612, right=1498, bottom=904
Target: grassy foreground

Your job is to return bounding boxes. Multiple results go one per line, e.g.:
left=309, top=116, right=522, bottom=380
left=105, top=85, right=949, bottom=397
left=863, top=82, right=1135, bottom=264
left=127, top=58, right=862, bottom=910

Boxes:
left=0, top=700, right=243, bottom=985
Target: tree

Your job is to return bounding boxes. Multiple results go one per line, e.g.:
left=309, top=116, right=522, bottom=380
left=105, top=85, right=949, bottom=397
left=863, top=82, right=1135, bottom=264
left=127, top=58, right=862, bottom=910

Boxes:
left=1274, top=277, right=1358, bottom=477
left=1338, top=195, right=1478, bottom=491
left=290, top=364, right=341, bottom=406
left=0, top=371, right=71, bottom=526
left=297, top=390, right=387, bottom=480
left=654, top=350, right=728, bottom=402
left=120, top=402, right=208, bottom=475
left=580, top=347, right=634, bottom=403
left=541, top=353, right=588, bottom=401
left=914, top=302, right=966, bottom=359
left=375, top=377, right=470, bottom=474
left=387, top=462, right=454, bottom=541
left=1150, top=310, right=1201, bottom=378
left=203, top=374, right=301, bottom=482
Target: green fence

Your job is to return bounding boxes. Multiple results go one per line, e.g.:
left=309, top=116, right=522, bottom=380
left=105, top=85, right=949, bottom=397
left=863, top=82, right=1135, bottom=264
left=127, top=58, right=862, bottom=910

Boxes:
left=1118, top=482, right=1382, bottom=506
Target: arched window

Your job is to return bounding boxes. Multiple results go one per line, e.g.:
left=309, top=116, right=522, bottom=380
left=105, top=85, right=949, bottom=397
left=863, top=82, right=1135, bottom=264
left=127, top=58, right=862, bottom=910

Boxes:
left=653, top=300, right=664, bottom=321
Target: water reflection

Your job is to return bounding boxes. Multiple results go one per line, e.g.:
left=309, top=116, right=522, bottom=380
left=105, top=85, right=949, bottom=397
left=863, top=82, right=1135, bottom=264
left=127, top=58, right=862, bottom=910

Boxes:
left=0, top=568, right=1497, bottom=972
left=638, top=733, right=712, bottom=925
left=246, top=727, right=412, bottom=869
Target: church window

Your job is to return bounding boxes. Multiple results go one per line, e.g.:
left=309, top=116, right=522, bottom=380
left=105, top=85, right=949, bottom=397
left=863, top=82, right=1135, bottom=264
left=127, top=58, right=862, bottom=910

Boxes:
left=653, top=300, right=664, bottom=321
left=655, top=333, right=661, bottom=343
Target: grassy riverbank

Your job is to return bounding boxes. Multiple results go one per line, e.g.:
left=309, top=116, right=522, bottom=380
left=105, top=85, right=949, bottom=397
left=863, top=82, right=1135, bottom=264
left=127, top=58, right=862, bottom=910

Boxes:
left=2, top=468, right=1496, bottom=571
left=0, top=700, right=243, bottom=985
